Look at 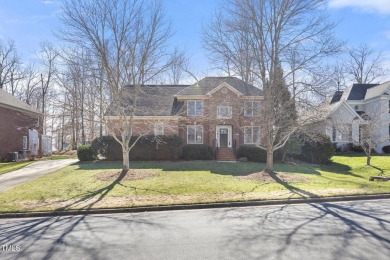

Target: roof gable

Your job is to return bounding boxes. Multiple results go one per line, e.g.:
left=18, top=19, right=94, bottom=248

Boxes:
left=364, top=81, right=390, bottom=100
left=207, top=82, right=243, bottom=97
left=329, top=100, right=363, bottom=121
left=175, top=77, right=263, bottom=97
left=0, top=89, right=41, bottom=115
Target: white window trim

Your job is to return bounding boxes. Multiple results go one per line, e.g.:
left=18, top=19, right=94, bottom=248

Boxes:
left=22, top=136, right=28, bottom=150
left=217, top=106, right=232, bottom=119
left=244, top=101, right=260, bottom=117
left=154, top=122, right=164, bottom=136
left=244, top=126, right=261, bottom=144
left=187, top=125, right=204, bottom=144
left=187, top=100, right=204, bottom=116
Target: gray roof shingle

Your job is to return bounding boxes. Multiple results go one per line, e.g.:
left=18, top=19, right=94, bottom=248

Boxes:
left=0, top=88, right=41, bottom=115
left=347, top=84, right=378, bottom=100
left=175, top=77, right=263, bottom=96
left=106, top=85, right=189, bottom=116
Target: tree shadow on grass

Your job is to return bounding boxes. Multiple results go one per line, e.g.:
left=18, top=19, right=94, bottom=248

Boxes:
left=55, top=169, right=173, bottom=211
left=316, top=162, right=363, bottom=179
left=80, top=161, right=322, bottom=176
left=266, top=170, right=320, bottom=198
left=368, top=165, right=384, bottom=176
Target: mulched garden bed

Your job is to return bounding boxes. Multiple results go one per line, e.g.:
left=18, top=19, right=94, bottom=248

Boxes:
left=236, top=171, right=308, bottom=183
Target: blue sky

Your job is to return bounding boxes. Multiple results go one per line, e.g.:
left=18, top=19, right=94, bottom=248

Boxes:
left=1, top=0, right=390, bottom=74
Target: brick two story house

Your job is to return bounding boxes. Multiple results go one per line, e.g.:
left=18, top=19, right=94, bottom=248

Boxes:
left=0, top=89, right=44, bottom=161
left=106, top=77, right=263, bottom=160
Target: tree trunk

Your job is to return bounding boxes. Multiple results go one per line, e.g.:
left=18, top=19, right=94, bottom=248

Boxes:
left=266, top=149, right=274, bottom=171
left=122, top=148, right=130, bottom=171
left=366, top=154, right=371, bottom=166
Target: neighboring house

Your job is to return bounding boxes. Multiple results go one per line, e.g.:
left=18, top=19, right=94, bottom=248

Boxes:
left=106, top=77, right=263, bottom=160
left=0, top=89, right=48, bottom=161
left=324, top=82, right=390, bottom=153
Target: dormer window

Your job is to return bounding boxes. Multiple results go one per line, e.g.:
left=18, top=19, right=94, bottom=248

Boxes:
left=187, top=101, right=203, bottom=116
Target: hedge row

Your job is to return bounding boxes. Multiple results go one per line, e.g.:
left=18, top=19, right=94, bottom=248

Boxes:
left=91, top=135, right=183, bottom=161
left=182, top=144, right=214, bottom=160
left=237, top=134, right=334, bottom=165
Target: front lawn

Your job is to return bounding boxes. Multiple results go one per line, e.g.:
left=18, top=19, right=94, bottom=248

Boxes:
left=0, top=155, right=389, bottom=212
left=0, top=161, right=33, bottom=175
left=43, top=154, right=78, bottom=160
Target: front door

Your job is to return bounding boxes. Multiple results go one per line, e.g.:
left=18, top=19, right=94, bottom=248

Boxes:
left=220, top=128, right=228, bottom=147
left=216, top=125, right=232, bottom=148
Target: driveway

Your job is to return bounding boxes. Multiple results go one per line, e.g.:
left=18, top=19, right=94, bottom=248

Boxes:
left=0, top=159, right=78, bottom=192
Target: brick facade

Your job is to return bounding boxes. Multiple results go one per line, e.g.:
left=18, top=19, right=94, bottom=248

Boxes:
left=177, top=86, right=262, bottom=150
left=0, top=106, right=43, bottom=161
left=106, top=77, right=263, bottom=155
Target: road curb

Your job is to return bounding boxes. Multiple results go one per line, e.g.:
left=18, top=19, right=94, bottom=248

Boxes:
left=1, top=193, right=389, bottom=219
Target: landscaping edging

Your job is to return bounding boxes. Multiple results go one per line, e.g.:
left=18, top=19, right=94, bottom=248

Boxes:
left=1, top=193, right=389, bottom=219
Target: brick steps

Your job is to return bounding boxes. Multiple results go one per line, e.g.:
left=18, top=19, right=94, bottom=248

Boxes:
left=217, top=148, right=236, bottom=161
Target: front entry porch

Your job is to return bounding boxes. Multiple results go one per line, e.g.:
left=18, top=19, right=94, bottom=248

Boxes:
left=215, top=125, right=236, bottom=161
left=216, top=125, right=232, bottom=148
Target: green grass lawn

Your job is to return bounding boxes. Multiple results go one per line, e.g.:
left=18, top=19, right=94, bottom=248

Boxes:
left=0, top=161, right=33, bottom=175
left=0, top=155, right=389, bottom=212
left=43, top=154, right=78, bottom=160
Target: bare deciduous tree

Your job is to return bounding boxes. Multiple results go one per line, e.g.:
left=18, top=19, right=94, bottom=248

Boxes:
left=17, top=63, right=41, bottom=106
left=0, top=39, right=23, bottom=94
left=36, top=41, right=59, bottom=134
left=345, top=44, right=387, bottom=84
left=204, top=0, right=342, bottom=171
left=58, top=0, right=180, bottom=171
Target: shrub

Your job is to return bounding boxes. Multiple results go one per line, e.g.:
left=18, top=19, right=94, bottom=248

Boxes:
left=278, top=135, right=301, bottom=160
left=182, top=144, right=214, bottom=160
left=77, top=144, right=97, bottom=161
left=300, top=134, right=334, bottom=164
left=91, top=135, right=183, bottom=161
left=382, top=145, right=390, bottom=154
left=91, top=136, right=122, bottom=160
left=351, top=144, right=364, bottom=153
left=237, top=145, right=267, bottom=162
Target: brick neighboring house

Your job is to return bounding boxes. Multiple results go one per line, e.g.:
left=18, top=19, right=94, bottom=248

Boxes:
left=106, top=77, right=263, bottom=161
left=0, top=89, right=45, bottom=161
left=324, top=82, right=390, bottom=153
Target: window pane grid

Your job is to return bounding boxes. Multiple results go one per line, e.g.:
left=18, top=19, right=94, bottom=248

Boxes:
left=244, top=126, right=260, bottom=144
left=245, top=101, right=260, bottom=117
left=188, top=101, right=203, bottom=116
left=187, top=125, right=203, bottom=144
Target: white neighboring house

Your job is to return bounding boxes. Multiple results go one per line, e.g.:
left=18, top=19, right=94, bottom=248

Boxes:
left=325, top=82, right=390, bottom=153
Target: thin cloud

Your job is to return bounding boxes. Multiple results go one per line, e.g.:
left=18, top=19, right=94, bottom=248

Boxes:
left=383, top=30, right=390, bottom=40
left=329, top=0, right=390, bottom=14
left=42, top=0, right=54, bottom=4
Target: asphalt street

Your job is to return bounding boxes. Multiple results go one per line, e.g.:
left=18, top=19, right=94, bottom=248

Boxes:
left=0, top=199, right=389, bottom=260
left=0, top=159, right=78, bottom=192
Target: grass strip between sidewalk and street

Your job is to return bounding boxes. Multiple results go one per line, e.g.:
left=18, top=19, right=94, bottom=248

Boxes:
left=0, top=155, right=389, bottom=213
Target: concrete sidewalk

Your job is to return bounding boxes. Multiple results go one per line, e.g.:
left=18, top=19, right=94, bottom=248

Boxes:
left=0, top=159, right=78, bottom=192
